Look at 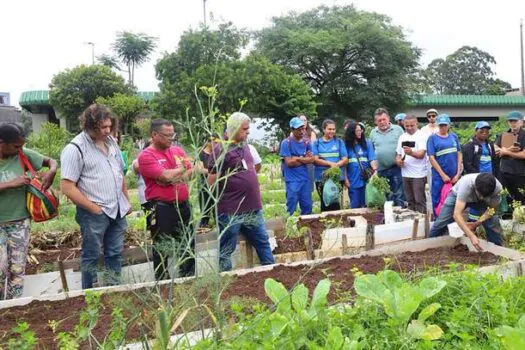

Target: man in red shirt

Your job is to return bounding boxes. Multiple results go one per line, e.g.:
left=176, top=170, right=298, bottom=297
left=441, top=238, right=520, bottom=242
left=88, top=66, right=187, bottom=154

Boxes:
left=138, top=119, right=194, bottom=280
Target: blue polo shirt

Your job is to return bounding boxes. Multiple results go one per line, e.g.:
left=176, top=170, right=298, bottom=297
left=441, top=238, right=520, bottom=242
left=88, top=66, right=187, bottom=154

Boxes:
left=479, top=143, right=492, bottom=173
left=347, top=140, right=376, bottom=189
left=312, top=138, right=347, bottom=181
left=279, top=137, right=311, bottom=182
left=427, top=133, right=461, bottom=178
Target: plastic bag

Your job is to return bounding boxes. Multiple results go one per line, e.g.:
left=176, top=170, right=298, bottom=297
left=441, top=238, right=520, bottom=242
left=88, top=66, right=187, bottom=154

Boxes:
left=322, top=178, right=340, bottom=207
left=365, top=181, right=386, bottom=208
left=435, top=182, right=453, bottom=217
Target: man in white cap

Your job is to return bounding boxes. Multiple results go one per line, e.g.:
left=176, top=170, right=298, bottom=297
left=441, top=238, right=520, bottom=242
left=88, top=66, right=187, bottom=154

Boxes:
left=420, top=108, right=439, bottom=137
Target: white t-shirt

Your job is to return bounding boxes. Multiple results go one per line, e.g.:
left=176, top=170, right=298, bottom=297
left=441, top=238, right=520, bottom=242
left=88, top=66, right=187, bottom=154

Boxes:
left=396, top=130, right=428, bottom=178
left=420, top=124, right=439, bottom=137
left=248, top=144, right=262, bottom=165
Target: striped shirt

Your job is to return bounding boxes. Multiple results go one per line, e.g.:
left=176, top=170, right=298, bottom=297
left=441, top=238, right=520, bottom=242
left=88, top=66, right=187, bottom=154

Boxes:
left=61, top=131, right=130, bottom=219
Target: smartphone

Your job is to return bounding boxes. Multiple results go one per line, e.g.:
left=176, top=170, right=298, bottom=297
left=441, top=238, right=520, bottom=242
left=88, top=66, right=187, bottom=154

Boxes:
left=401, top=141, right=416, bottom=148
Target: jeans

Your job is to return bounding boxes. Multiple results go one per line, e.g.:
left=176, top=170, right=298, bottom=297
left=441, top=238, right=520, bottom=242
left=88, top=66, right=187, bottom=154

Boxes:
left=378, top=166, right=405, bottom=207
left=218, top=210, right=275, bottom=271
left=76, top=207, right=127, bottom=289
left=402, top=177, right=427, bottom=214
left=147, top=200, right=195, bottom=280
left=285, top=181, right=313, bottom=215
left=429, top=192, right=502, bottom=245
left=348, top=186, right=366, bottom=208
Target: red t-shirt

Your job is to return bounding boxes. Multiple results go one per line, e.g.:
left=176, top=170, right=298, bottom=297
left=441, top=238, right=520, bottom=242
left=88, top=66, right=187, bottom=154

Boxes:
left=138, top=145, right=192, bottom=202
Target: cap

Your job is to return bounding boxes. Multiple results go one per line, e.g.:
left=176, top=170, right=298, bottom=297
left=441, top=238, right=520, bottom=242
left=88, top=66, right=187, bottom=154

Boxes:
left=394, top=113, right=406, bottom=121
left=506, top=111, right=524, bottom=121
left=426, top=108, right=439, bottom=116
left=475, top=121, right=491, bottom=130
left=436, top=114, right=451, bottom=125
left=289, top=117, right=305, bottom=129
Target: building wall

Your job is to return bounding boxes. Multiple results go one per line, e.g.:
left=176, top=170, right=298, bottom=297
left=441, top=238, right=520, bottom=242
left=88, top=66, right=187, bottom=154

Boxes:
left=0, top=92, right=10, bottom=106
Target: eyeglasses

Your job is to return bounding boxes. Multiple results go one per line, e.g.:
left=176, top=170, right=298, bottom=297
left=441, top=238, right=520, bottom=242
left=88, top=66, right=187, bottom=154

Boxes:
left=157, top=132, right=176, bottom=139
left=427, top=114, right=437, bottom=118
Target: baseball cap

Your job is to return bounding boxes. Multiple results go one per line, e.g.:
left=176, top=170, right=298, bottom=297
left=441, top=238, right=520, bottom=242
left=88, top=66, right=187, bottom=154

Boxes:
left=475, top=121, right=491, bottom=130
left=436, top=114, right=451, bottom=125
left=506, top=111, right=524, bottom=121
left=426, top=108, right=439, bottom=116
left=289, top=117, right=305, bottom=129
left=394, top=113, right=406, bottom=121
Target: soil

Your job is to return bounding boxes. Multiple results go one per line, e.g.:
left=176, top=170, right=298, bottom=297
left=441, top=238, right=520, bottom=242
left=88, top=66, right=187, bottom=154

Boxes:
left=0, top=244, right=501, bottom=348
left=26, top=246, right=81, bottom=275
left=273, top=211, right=381, bottom=255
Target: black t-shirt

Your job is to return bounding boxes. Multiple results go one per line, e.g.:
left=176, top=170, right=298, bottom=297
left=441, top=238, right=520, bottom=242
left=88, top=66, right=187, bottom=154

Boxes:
left=495, top=129, right=525, bottom=175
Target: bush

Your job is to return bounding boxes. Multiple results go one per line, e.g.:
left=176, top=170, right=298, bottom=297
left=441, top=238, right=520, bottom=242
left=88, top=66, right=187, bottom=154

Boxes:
left=26, top=122, right=72, bottom=164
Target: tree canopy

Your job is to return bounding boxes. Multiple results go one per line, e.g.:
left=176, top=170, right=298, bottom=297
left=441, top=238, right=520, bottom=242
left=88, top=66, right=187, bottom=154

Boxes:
left=255, top=5, right=421, bottom=123
left=96, top=93, right=146, bottom=135
left=49, top=65, right=130, bottom=132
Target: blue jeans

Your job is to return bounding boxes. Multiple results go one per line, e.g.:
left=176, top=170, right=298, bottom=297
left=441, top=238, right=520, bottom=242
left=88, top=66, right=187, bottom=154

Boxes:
left=378, top=166, right=405, bottom=207
left=349, top=186, right=366, bottom=208
left=218, top=210, right=275, bottom=271
left=429, top=192, right=502, bottom=245
left=76, top=207, right=128, bottom=289
left=285, top=181, right=313, bottom=215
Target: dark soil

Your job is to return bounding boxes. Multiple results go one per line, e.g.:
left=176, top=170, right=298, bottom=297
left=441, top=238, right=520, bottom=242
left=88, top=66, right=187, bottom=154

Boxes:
left=273, top=211, right=380, bottom=254
left=0, top=244, right=500, bottom=348
left=26, top=247, right=81, bottom=275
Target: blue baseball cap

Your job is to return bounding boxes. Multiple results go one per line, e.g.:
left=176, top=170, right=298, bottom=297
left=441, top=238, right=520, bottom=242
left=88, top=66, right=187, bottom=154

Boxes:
left=289, top=117, right=305, bottom=129
left=506, top=111, right=524, bottom=121
left=394, top=113, right=406, bottom=121
left=475, top=121, right=491, bottom=130
left=436, top=114, right=451, bottom=125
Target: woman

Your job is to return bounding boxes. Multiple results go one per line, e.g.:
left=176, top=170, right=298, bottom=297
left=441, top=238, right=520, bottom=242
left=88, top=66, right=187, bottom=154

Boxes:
left=0, top=123, right=57, bottom=299
left=296, top=115, right=317, bottom=191
left=312, top=119, right=348, bottom=212
left=427, top=114, right=462, bottom=217
left=344, top=122, right=377, bottom=208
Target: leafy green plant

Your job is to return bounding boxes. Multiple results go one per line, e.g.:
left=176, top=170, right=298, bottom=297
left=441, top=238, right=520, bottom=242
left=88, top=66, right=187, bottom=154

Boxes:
left=7, top=322, right=37, bottom=350
left=368, top=173, right=391, bottom=195
left=495, top=315, right=525, bottom=350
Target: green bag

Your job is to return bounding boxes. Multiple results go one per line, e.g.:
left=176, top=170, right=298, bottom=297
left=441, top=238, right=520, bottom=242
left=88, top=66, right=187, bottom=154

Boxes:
left=365, top=181, right=386, bottom=209
left=323, top=178, right=340, bottom=207
left=498, top=194, right=509, bottom=214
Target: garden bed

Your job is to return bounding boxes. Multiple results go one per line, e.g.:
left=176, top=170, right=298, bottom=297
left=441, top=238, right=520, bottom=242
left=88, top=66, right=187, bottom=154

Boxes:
left=1, top=236, right=521, bottom=348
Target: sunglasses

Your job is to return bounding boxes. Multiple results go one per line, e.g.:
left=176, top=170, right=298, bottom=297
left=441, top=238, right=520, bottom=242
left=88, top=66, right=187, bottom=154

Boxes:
left=427, top=114, right=437, bottom=118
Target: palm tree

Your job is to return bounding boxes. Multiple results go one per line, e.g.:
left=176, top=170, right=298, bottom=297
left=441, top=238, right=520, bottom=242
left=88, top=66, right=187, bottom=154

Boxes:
left=112, top=32, right=157, bottom=86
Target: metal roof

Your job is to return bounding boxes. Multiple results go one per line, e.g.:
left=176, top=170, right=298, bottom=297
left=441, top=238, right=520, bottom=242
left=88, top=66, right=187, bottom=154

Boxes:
left=19, top=90, right=156, bottom=107
left=410, top=95, right=525, bottom=107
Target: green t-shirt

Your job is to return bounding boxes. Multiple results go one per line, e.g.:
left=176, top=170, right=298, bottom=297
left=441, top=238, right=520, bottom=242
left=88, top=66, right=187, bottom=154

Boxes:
left=0, top=148, right=44, bottom=223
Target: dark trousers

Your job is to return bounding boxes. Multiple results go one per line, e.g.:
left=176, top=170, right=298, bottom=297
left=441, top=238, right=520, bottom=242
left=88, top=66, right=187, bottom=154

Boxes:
left=316, top=181, right=344, bottom=212
left=198, top=181, right=214, bottom=226
left=147, top=200, right=195, bottom=280
left=501, top=172, right=525, bottom=205
left=402, top=177, right=427, bottom=214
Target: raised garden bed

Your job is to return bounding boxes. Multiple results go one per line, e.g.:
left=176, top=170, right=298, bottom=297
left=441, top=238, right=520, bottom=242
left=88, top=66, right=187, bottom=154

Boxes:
left=2, top=236, right=523, bottom=348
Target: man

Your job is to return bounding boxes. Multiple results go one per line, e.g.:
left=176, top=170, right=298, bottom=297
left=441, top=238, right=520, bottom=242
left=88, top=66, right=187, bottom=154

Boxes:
left=463, top=121, right=499, bottom=177
left=395, top=115, right=427, bottom=214
left=369, top=108, right=405, bottom=207
left=495, top=111, right=525, bottom=204
left=61, top=104, right=131, bottom=289
left=138, top=119, right=195, bottom=280
left=280, top=117, right=315, bottom=215
left=208, top=112, right=275, bottom=271
left=394, top=113, right=406, bottom=130
left=248, top=144, right=262, bottom=173
left=429, top=173, right=503, bottom=249
left=420, top=108, right=439, bottom=136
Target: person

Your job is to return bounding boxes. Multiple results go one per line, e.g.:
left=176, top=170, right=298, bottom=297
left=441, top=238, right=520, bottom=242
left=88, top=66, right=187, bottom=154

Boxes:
left=369, top=108, right=405, bottom=207
left=312, top=119, right=348, bottom=212
left=495, top=111, right=525, bottom=205
left=427, top=114, right=462, bottom=217
left=198, top=134, right=219, bottom=228
left=61, top=104, right=131, bottom=289
left=248, top=144, right=262, bottom=173
left=344, top=121, right=377, bottom=208
left=131, top=140, right=150, bottom=209
left=280, top=117, right=315, bottom=215
left=429, top=173, right=503, bottom=249
left=0, top=123, right=57, bottom=300
left=420, top=108, right=439, bottom=136
left=394, top=113, right=406, bottom=130
left=208, top=112, right=275, bottom=271
left=395, top=115, right=427, bottom=214
left=138, top=119, right=195, bottom=280
left=297, top=114, right=317, bottom=191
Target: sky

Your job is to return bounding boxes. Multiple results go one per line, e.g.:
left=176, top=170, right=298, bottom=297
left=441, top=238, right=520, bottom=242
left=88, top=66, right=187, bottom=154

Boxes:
left=1, top=0, right=525, bottom=109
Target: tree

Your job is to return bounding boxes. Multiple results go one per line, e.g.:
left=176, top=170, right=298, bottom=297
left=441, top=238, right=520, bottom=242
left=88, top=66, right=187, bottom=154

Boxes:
left=97, top=53, right=123, bottom=72
left=49, top=65, right=130, bottom=131
left=154, top=26, right=316, bottom=134
left=112, top=31, right=157, bottom=86
left=255, top=5, right=420, bottom=123
left=424, top=46, right=512, bottom=95
left=96, top=93, right=146, bottom=135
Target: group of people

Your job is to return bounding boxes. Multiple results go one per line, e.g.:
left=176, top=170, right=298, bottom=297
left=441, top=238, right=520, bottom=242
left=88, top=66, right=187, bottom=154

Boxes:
left=1, top=101, right=524, bottom=299
left=280, top=108, right=525, bottom=250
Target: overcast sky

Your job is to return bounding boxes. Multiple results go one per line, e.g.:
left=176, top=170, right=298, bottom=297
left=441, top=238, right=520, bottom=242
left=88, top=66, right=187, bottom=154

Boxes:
left=2, top=0, right=525, bottom=108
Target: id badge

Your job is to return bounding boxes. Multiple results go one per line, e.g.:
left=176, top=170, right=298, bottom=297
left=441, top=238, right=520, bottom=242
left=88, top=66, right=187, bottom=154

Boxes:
left=241, top=159, right=248, bottom=170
